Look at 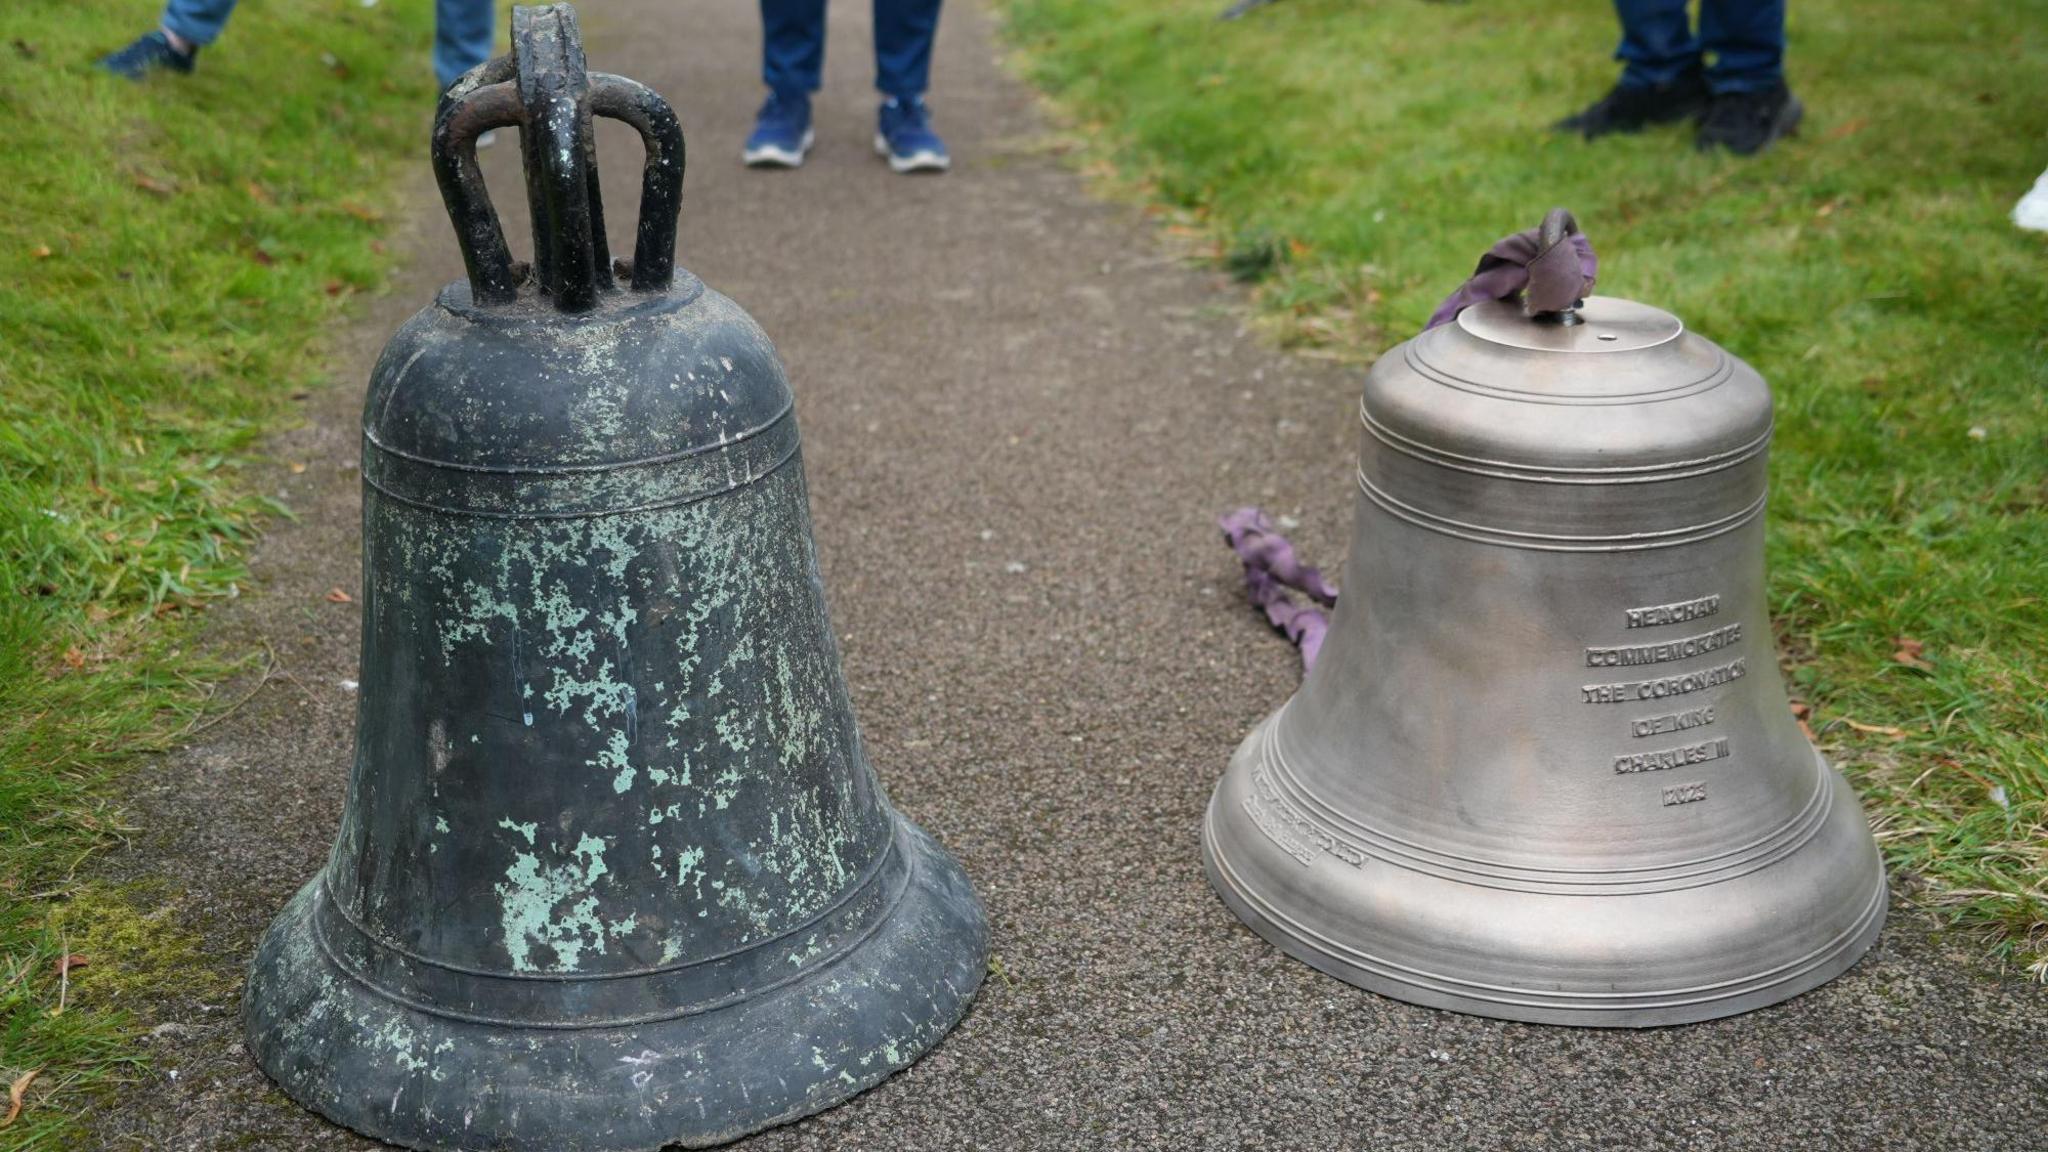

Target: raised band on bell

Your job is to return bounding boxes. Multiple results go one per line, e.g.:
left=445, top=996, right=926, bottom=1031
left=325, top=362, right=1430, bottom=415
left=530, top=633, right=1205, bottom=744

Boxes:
left=1202, top=210, right=1887, bottom=1028
left=241, top=8, right=987, bottom=1149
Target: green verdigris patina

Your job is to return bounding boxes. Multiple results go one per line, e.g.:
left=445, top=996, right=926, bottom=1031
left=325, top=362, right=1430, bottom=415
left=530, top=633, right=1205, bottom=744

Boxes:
left=242, top=10, right=987, bottom=1150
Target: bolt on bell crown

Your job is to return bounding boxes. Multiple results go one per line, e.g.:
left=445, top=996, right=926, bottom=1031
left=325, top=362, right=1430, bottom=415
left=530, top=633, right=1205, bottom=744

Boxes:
left=1204, top=210, right=1886, bottom=1027
left=243, top=8, right=987, bottom=1150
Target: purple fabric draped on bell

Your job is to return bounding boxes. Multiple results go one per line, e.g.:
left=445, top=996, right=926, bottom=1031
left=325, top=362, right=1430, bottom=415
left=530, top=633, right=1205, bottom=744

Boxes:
left=1219, top=507, right=1338, bottom=672
left=1425, top=229, right=1598, bottom=330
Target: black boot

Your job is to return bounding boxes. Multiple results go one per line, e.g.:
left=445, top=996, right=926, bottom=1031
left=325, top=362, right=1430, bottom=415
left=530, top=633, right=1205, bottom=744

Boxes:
left=1697, top=84, right=1804, bottom=155
left=1554, top=70, right=1708, bottom=139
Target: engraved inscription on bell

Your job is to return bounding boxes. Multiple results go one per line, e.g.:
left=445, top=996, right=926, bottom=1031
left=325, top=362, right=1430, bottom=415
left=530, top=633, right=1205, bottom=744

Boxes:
left=1631, top=704, right=1717, bottom=738
left=1585, top=622, right=1743, bottom=667
left=1614, top=737, right=1731, bottom=774
left=1581, top=658, right=1749, bottom=704
left=1625, top=593, right=1722, bottom=628
left=1662, top=782, right=1710, bottom=807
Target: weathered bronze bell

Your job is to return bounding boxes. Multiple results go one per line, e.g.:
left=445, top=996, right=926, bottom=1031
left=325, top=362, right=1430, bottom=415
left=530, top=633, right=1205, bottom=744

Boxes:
left=1203, top=211, right=1886, bottom=1027
left=243, top=8, right=987, bottom=1148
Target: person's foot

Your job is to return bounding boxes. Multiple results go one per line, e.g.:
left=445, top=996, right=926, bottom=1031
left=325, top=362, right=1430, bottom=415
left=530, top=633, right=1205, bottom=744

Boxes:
left=98, top=29, right=198, bottom=79
left=1553, top=70, right=1707, bottom=139
left=876, top=96, right=950, bottom=173
left=743, top=91, right=813, bottom=168
left=1696, top=84, right=1803, bottom=156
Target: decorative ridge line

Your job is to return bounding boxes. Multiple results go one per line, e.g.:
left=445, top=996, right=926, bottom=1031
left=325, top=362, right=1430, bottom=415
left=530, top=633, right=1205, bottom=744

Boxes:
left=1356, top=469, right=1768, bottom=553
left=1401, top=340, right=1735, bottom=407
left=362, top=396, right=795, bottom=476
left=362, top=432, right=802, bottom=520
left=307, top=820, right=920, bottom=1031
left=1253, top=710, right=1835, bottom=894
left=1206, top=834, right=1886, bottom=1010
left=1359, top=400, right=1774, bottom=485
left=317, top=821, right=900, bottom=983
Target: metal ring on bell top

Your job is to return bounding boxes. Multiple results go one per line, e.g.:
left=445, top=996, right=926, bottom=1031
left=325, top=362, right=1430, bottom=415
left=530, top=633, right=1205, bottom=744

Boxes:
left=428, top=4, right=685, bottom=310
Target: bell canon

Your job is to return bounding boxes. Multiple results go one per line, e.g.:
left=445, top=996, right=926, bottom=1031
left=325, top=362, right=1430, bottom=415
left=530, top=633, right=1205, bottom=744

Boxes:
left=1203, top=211, right=1886, bottom=1027
left=243, top=8, right=987, bottom=1148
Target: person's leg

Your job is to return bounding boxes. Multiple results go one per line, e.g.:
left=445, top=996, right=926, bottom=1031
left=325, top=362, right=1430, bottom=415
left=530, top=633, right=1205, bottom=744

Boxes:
left=434, top=0, right=495, bottom=90
left=1555, top=0, right=1707, bottom=137
left=101, top=0, right=230, bottom=76
left=160, top=0, right=237, bottom=49
left=872, top=0, right=942, bottom=101
left=746, top=0, right=825, bottom=166
left=1694, top=0, right=1798, bottom=154
left=761, top=0, right=829, bottom=97
left=1612, top=0, right=1703, bottom=88
left=1697, top=0, right=1784, bottom=93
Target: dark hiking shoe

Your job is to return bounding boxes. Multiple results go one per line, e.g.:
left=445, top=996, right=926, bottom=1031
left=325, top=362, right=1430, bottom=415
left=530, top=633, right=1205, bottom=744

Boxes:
left=99, top=30, right=197, bottom=80
left=1696, top=84, right=1804, bottom=155
left=1554, top=70, right=1708, bottom=139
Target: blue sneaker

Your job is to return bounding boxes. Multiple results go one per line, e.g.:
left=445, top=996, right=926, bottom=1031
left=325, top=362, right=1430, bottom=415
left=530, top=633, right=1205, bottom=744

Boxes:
left=876, top=96, right=950, bottom=174
left=743, top=91, right=813, bottom=168
left=99, top=30, right=197, bottom=80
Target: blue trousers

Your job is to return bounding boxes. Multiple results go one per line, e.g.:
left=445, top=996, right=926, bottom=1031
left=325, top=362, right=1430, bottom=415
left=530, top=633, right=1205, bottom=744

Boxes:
left=1613, top=0, right=1785, bottom=93
left=162, top=0, right=494, bottom=89
left=761, top=0, right=943, bottom=101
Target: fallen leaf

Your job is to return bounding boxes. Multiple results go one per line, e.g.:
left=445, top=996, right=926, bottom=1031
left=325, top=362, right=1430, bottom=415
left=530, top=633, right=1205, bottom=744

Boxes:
left=31, top=245, right=51, bottom=259
left=1842, top=718, right=1907, bottom=739
left=245, top=181, right=272, bottom=204
left=1891, top=636, right=1932, bottom=670
left=324, top=280, right=348, bottom=297
left=289, top=462, right=308, bottom=474
left=62, top=647, right=85, bottom=670
left=248, top=247, right=276, bottom=267
left=341, top=202, right=380, bottom=223
left=2, top=1069, right=39, bottom=1130
left=325, top=587, right=353, bottom=603
left=133, top=174, right=176, bottom=198
left=56, top=954, right=89, bottom=977
left=1825, top=117, right=1868, bottom=140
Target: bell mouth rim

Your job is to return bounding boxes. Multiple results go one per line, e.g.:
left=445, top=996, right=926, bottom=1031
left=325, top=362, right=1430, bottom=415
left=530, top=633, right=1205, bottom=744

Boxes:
left=245, top=813, right=990, bottom=1150
left=1455, top=295, right=1683, bottom=354
left=1202, top=810, right=1888, bottom=1026
left=433, top=267, right=706, bottom=325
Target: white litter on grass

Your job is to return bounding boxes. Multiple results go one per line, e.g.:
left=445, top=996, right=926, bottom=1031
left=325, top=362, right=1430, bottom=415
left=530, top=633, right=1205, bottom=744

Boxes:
left=339, top=679, right=360, bottom=693
left=2016, top=166, right=2048, bottom=232
left=1990, top=784, right=2010, bottom=810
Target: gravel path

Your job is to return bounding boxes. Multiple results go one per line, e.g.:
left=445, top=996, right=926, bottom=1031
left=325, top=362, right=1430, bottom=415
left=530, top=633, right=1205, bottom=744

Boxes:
left=88, top=1, right=2047, bottom=1148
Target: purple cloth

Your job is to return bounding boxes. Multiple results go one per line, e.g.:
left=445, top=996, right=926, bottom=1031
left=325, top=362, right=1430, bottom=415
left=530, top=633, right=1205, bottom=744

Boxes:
left=1425, top=230, right=1598, bottom=330
left=1219, top=507, right=1337, bottom=673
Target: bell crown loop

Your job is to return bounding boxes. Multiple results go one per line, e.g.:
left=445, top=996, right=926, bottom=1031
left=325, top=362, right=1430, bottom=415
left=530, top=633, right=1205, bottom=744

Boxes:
left=1524, top=207, right=1586, bottom=324
left=429, top=4, right=685, bottom=311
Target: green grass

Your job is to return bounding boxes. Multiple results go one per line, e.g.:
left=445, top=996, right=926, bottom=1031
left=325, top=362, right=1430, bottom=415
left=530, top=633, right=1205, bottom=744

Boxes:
left=999, top=0, right=2048, bottom=973
left=0, top=2, right=437, bottom=1144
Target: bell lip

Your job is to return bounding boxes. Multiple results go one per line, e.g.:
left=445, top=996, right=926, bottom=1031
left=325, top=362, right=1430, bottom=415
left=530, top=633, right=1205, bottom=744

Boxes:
left=244, top=812, right=989, bottom=1151
left=1201, top=725, right=1889, bottom=1028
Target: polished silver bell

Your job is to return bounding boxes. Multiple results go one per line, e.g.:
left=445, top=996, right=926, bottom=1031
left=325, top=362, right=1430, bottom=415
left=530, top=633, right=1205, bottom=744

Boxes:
left=1203, top=227, right=1886, bottom=1026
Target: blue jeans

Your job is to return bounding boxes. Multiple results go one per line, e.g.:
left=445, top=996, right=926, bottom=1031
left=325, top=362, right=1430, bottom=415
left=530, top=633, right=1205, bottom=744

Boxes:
left=1613, top=0, right=1785, bottom=93
left=162, top=0, right=494, bottom=88
left=760, top=0, right=943, bottom=101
